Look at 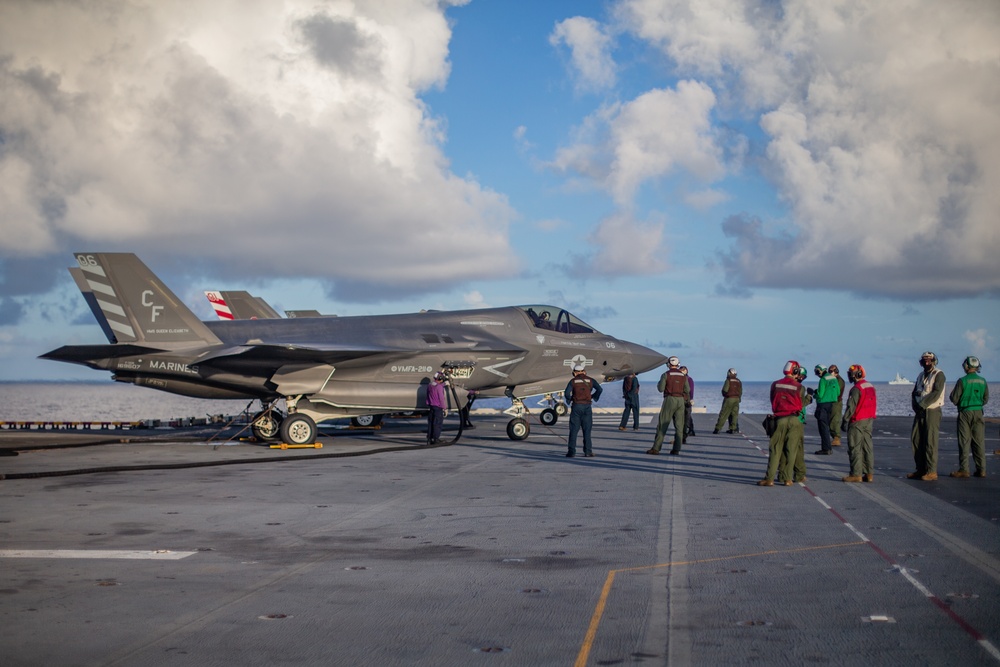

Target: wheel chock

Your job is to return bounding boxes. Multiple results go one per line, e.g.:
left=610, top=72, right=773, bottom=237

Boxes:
left=269, top=442, right=323, bottom=449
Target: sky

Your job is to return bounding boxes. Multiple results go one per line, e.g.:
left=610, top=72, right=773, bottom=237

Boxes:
left=0, top=0, right=998, bottom=384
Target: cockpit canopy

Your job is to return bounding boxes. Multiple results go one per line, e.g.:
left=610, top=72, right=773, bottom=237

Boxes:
left=519, top=306, right=597, bottom=334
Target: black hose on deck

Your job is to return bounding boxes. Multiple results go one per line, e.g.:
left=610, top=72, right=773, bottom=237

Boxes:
left=0, top=437, right=453, bottom=481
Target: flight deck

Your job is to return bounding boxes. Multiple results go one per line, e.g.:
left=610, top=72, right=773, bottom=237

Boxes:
left=1, top=413, right=998, bottom=665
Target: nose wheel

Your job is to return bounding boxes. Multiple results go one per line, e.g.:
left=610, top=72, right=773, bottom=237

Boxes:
left=539, top=408, right=558, bottom=426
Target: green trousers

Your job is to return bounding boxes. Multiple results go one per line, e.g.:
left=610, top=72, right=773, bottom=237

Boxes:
left=652, top=396, right=685, bottom=453
left=847, top=418, right=874, bottom=477
left=956, top=410, right=986, bottom=474
left=829, top=400, right=844, bottom=438
left=713, top=397, right=740, bottom=432
left=765, top=416, right=798, bottom=481
left=777, top=420, right=805, bottom=482
left=911, top=407, right=941, bottom=475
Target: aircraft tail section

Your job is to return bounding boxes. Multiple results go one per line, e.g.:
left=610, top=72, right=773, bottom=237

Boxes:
left=205, top=290, right=282, bottom=320
left=69, top=267, right=118, bottom=343
left=72, top=253, right=222, bottom=346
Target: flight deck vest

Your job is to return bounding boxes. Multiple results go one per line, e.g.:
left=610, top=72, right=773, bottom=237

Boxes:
left=850, top=380, right=877, bottom=422
left=771, top=376, right=803, bottom=418
left=662, top=369, right=687, bottom=397
left=914, top=368, right=944, bottom=410
left=571, top=376, right=594, bottom=404
left=723, top=378, right=742, bottom=399
left=956, top=374, right=987, bottom=411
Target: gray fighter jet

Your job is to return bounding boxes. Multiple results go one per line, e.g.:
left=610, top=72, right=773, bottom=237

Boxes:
left=43, top=253, right=666, bottom=444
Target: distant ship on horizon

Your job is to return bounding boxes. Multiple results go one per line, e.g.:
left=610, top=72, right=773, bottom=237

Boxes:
left=889, top=372, right=911, bottom=385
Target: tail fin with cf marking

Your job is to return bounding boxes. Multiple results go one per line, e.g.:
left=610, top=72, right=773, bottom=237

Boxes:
left=72, top=253, right=221, bottom=347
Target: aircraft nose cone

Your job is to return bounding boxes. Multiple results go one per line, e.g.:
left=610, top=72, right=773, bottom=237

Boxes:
left=629, top=342, right=668, bottom=374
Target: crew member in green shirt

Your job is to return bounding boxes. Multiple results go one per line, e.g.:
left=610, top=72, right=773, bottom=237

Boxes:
left=948, top=356, right=989, bottom=478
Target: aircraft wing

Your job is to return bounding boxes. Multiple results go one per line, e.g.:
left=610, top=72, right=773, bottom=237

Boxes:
left=40, top=344, right=169, bottom=363
left=194, top=341, right=527, bottom=369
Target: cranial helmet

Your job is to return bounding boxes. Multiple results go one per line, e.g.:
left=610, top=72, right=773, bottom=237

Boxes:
left=795, top=366, right=807, bottom=381
left=814, top=364, right=827, bottom=376
left=829, top=364, right=840, bottom=374
left=573, top=363, right=586, bottom=373
left=963, top=356, right=981, bottom=372
left=920, top=351, right=938, bottom=367
left=848, top=364, right=865, bottom=382
left=667, top=356, right=680, bottom=367
left=727, top=368, right=738, bottom=378
left=783, top=360, right=800, bottom=375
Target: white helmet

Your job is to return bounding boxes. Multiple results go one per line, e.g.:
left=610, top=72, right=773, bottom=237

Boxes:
left=727, top=368, right=737, bottom=378
left=573, top=363, right=586, bottom=373
left=667, top=356, right=680, bottom=367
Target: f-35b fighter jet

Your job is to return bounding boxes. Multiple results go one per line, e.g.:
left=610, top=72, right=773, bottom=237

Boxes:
left=43, top=253, right=666, bottom=444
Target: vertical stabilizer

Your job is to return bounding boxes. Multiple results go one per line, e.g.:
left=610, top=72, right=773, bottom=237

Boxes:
left=205, top=290, right=281, bottom=320
left=69, top=267, right=118, bottom=343
left=72, top=253, right=221, bottom=346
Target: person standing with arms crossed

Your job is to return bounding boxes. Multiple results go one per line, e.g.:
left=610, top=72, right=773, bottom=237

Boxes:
left=713, top=368, right=742, bottom=434
left=909, top=351, right=946, bottom=481
left=565, top=364, right=602, bottom=458
left=647, top=356, right=688, bottom=456
left=759, top=361, right=805, bottom=486
left=841, top=364, right=877, bottom=483
left=949, top=356, right=989, bottom=478
left=619, top=370, right=641, bottom=431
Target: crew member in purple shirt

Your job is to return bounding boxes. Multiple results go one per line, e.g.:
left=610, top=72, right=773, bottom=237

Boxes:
left=426, top=372, right=448, bottom=445
left=681, top=366, right=696, bottom=442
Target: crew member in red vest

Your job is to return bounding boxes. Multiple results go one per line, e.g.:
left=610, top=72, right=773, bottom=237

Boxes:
left=841, top=364, right=877, bottom=482
left=758, top=360, right=805, bottom=486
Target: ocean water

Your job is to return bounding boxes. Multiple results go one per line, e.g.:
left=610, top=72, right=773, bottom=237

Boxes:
left=0, top=380, right=994, bottom=423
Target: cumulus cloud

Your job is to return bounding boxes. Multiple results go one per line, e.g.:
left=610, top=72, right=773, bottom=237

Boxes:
left=963, top=328, right=992, bottom=361
left=462, top=290, right=487, bottom=308
left=0, top=0, right=516, bottom=303
left=614, top=0, right=1000, bottom=299
left=551, top=82, right=725, bottom=205
left=564, top=210, right=668, bottom=279
left=549, top=16, right=616, bottom=93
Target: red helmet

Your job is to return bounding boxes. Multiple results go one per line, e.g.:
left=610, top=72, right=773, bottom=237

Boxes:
left=783, top=360, right=800, bottom=375
left=848, top=364, right=865, bottom=382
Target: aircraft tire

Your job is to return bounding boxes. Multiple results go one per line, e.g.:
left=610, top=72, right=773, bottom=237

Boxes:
left=251, top=410, right=282, bottom=441
left=554, top=403, right=568, bottom=417
left=281, top=413, right=317, bottom=445
left=506, top=418, right=530, bottom=441
left=351, top=414, right=383, bottom=428
left=539, top=408, right=558, bottom=426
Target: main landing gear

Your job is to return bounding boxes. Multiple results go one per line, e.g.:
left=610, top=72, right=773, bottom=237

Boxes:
left=503, top=391, right=568, bottom=441
left=251, top=408, right=283, bottom=441
left=250, top=400, right=317, bottom=445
